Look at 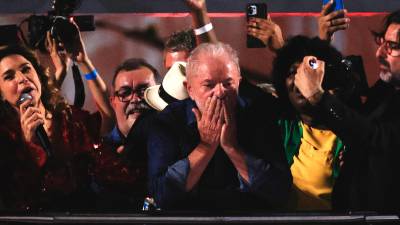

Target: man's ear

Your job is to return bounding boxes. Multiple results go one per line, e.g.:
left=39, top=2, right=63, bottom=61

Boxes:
left=183, top=80, right=188, bottom=89
left=183, top=80, right=193, bottom=99
left=110, top=95, right=116, bottom=108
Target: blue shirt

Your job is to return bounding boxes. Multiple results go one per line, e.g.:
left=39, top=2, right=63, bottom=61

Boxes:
left=103, top=110, right=156, bottom=158
left=103, top=125, right=124, bottom=148
left=98, top=110, right=156, bottom=211
left=148, top=97, right=291, bottom=210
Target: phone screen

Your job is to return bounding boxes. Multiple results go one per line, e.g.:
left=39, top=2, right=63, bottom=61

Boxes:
left=247, top=3, right=267, bottom=19
left=246, top=3, right=268, bottom=48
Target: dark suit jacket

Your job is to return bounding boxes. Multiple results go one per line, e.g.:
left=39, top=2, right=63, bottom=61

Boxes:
left=147, top=97, right=291, bottom=210
left=316, top=79, right=400, bottom=212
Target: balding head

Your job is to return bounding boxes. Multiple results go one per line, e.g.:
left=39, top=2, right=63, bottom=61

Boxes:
left=184, top=42, right=241, bottom=113
left=186, top=42, right=240, bottom=83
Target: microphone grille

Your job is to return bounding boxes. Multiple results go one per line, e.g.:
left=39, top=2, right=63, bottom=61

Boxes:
left=17, top=93, right=33, bottom=107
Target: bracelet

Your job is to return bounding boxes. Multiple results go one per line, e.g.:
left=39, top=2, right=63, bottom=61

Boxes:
left=194, top=23, right=213, bottom=36
left=84, top=69, right=98, bottom=80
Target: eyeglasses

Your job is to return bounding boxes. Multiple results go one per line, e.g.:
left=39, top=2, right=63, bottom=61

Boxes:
left=114, top=86, right=146, bottom=102
left=375, top=36, right=400, bottom=57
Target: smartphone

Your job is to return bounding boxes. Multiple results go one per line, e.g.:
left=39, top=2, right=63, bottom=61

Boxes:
left=323, top=0, right=344, bottom=14
left=246, top=3, right=267, bottom=48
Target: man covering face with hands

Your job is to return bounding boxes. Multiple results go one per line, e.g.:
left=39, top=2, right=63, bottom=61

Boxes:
left=147, top=42, right=291, bottom=210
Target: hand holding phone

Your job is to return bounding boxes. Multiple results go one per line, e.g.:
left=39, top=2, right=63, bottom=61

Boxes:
left=246, top=3, right=267, bottom=48
left=322, top=0, right=344, bottom=13
left=319, top=0, right=349, bottom=41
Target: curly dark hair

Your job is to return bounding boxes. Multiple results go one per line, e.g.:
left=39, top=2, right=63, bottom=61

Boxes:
left=372, top=9, right=400, bottom=41
left=165, top=29, right=196, bottom=53
left=0, top=45, right=70, bottom=119
left=272, top=35, right=344, bottom=116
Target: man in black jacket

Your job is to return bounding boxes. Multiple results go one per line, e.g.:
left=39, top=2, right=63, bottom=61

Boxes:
left=293, top=10, right=400, bottom=212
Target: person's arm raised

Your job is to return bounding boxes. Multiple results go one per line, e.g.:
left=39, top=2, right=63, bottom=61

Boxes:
left=45, top=32, right=69, bottom=88
left=247, top=15, right=284, bottom=52
left=318, top=0, right=350, bottom=42
left=186, top=0, right=218, bottom=44
left=67, top=25, right=115, bottom=135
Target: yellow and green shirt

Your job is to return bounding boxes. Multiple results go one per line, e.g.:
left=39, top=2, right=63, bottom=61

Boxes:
left=279, top=119, right=344, bottom=211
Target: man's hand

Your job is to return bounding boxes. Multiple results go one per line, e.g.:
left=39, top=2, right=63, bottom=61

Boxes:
left=220, top=90, right=239, bottom=150
left=218, top=90, right=250, bottom=182
left=294, top=56, right=325, bottom=103
left=192, top=95, right=224, bottom=150
left=247, top=16, right=284, bottom=51
left=318, top=0, right=350, bottom=42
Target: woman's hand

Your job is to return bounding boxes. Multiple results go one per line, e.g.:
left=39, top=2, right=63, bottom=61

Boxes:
left=19, top=99, right=45, bottom=143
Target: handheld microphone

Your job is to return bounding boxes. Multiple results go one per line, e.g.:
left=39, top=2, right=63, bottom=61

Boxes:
left=18, top=93, right=53, bottom=158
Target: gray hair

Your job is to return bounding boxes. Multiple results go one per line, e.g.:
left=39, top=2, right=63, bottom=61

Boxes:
left=186, top=42, right=240, bottom=81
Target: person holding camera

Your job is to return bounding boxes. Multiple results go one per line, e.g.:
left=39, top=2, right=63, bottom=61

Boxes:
left=272, top=35, right=361, bottom=211
left=50, top=22, right=117, bottom=137
left=43, top=31, right=86, bottom=109
left=293, top=10, right=400, bottom=212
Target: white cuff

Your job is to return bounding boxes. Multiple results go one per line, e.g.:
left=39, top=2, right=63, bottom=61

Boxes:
left=194, top=23, right=213, bottom=36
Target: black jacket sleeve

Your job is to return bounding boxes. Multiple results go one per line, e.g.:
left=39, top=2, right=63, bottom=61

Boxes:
left=316, top=92, right=400, bottom=156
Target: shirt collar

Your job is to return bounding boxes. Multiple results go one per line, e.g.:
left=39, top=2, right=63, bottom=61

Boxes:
left=186, top=99, right=197, bottom=126
left=104, top=125, right=125, bottom=145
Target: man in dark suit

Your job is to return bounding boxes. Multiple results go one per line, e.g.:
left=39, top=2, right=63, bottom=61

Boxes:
left=147, top=42, right=291, bottom=210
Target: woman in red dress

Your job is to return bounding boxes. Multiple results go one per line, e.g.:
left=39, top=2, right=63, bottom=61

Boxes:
left=0, top=42, right=106, bottom=211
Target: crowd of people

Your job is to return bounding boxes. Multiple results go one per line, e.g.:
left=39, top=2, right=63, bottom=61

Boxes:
left=1, top=0, right=400, bottom=214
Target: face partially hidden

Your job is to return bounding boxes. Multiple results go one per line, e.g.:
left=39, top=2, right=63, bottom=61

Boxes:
left=164, top=50, right=190, bottom=70
left=286, top=62, right=312, bottom=114
left=376, top=23, right=400, bottom=85
left=186, top=56, right=241, bottom=114
left=111, top=67, right=156, bottom=136
left=0, top=54, right=42, bottom=112
left=287, top=60, right=344, bottom=114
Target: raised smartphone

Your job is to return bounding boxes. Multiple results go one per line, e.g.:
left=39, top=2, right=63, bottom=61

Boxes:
left=246, top=3, right=267, bottom=48
left=323, top=0, right=344, bottom=14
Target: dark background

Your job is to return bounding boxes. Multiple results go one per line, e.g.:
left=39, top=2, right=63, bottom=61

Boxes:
left=0, top=0, right=396, bottom=13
